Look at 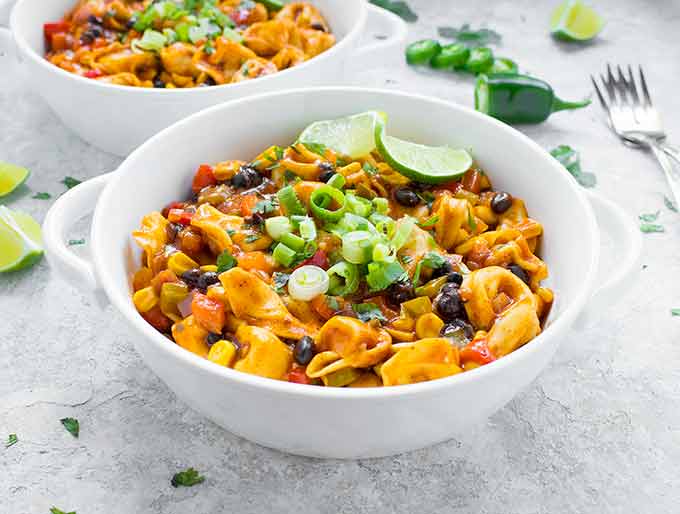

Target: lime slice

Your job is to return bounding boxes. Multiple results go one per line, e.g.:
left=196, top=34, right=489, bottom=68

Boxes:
left=0, top=162, right=30, bottom=197
left=0, top=206, right=44, bottom=272
left=550, top=0, right=604, bottom=41
left=375, top=125, right=473, bottom=184
left=297, top=111, right=387, bottom=159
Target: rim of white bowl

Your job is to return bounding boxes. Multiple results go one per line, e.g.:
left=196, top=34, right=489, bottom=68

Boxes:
left=93, top=86, right=599, bottom=399
left=9, top=0, right=367, bottom=95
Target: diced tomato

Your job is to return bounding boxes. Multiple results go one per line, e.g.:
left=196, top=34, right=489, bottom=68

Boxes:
left=237, top=251, right=275, bottom=275
left=460, top=337, right=496, bottom=366
left=84, top=69, right=103, bottom=79
left=162, top=201, right=186, bottom=218
left=50, top=32, right=70, bottom=51
left=461, top=169, right=482, bottom=194
left=150, top=269, right=179, bottom=294
left=287, top=367, right=313, bottom=385
left=192, top=164, right=217, bottom=194
left=168, top=208, right=194, bottom=225
left=438, top=180, right=462, bottom=194
left=230, top=8, right=251, bottom=25
left=295, top=249, right=328, bottom=270
left=192, top=293, right=226, bottom=334
left=142, top=305, right=172, bottom=332
left=44, top=21, right=70, bottom=42
left=239, top=193, right=259, bottom=217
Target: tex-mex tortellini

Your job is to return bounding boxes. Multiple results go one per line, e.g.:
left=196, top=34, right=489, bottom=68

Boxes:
left=131, top=126, right=554, bottom=387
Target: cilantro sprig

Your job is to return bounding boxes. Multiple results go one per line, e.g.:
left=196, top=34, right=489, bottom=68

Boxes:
left=369, top=0, right=417, bottom=22
left=549, top=145, right=596, bottom=188
left=437, top=24, right=502, bottom=47
left=352, top=303, right=387, bottom=323
left=60, top=417, right=79, bottom=438
left=171, top=467, right=205, bottom=488
left=6, top=433, right=18, bottom=448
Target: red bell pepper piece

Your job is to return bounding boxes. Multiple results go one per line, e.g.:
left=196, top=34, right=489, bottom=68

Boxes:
left=287, top=367, right=313, bottom=385
left=168, top=209, right=194, bottom=226
left=295, top=249, right=328, bottom=270
left=44, top=21, right=70, bottom=42
left=142, top=305, right=172, bottom=332
left=191, top=164, right=217, bottom=194
left=84, top=69, right=103, bottom=79
left=460, top=337, right=496, bottom=366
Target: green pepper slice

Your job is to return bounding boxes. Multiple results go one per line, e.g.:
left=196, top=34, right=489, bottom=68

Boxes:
left=405, top=39, right=441, bottom=65
left=475, top=72, right=591, bottom=124
left=489, top=57, right=518, bottom=74
left=464, top=47, right=494, bottom=74
left=430, top=43, right=470, bottom=70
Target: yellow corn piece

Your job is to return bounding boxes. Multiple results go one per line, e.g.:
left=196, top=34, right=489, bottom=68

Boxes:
left=391, top=316, right=415, bottom=331
left=167, top=252, right=199, bottom=276
left=133, top=286, right=159, bottom=313
left=206, top=284, right=228, bottom=304
left=200, top=264, right=218, bottom=273
left=160, top=282, right=189, bottom=322
left=322, top=367, right=362, bottom=387
left=400, top=296, right=433, bottom=319
left=415, top=312, right=444, bottom=339
left=385, top=327, right=416, bottom=342
left=207, top=340, right=237, bottom=368
left=132, top=267, right=153, bottom=292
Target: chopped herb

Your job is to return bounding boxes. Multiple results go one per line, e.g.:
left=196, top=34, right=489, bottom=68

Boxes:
left=640, top=223, right=664, bottom=233
left=171, top=467, right=205, bottom=488
left=412, top=252, right=447, bottom=286
left=664, top=195, right=678, bottom=212
left=366, top=260, right=407, bottom=291
left=639, top=211, right=660, bottom=223
left=32, top=192, right=52, bottom=200
left=353, top=303, right=387, bottom=323
left=362, top=162, right=378, bottom=176
left=369, top=0, right=417, bottom=22
left=283, top=170, right=299, bottom=184
left=301, top=142, right=327, bottom=156
left=274, top=146, right=284, bottom=160
left=671, top=308, right=680, bottom=317
left=401, top=254, right=413, bottom=265
left=272, top=272, right=290, bottom=293
left=549, top=145, right=597, bottom=188
left=216, top=250, right=236, bottom=272
left=242, top=64, right=249, bottom=76
left=326, top=296, right=340, bottom=311
left=437, top=24, right=502, bottom=47
left=418, top=191, right=435, bottom=209
left=467, top=207, right=477, bottom=232
left=204, top=39, right=215, bottom=54
left=244, top=233, right=261, bottom=244
left=6, top=433, right=17, bottom=448
left=336, top=158, right=348, bottom=167
left=60, top=417, right=79, bottom=438
left=253, top=198, right=276, bottom=215
left=61, top=176, right=82, bottom=189
left=68, top=239, right=85, bottom=246
left=418, top=214, right=439, bottom=228
left=50, top=507, right=75, bottom=514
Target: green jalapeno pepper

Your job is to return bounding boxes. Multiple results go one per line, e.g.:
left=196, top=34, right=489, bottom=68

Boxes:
left=475, top=72, right=591, bottom=124
left=405, top=39, right=441, bottom=65
left=464, top=47, right=494, bottom=74
left=430, top=43, right=470, bottom=70
left=489, top=57, right=518, bottom=74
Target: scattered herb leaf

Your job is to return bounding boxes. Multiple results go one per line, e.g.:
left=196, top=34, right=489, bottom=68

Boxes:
left=50, top=507, right=75, bottom=514
left=664, top=195, right=678, bottom=212
left=274, top=146, right=284, bottom=160
left=216, top=250, right=236, bottom=273
left=362, top=162, right=378, bottom=176
left=438, top=24, right=501, bottom=47
left=61, top=177, right=82, bottom=189
left=326, top=296, right=340, bottom=311
left=253, top=198, right=276, bottom=215
left=369, top=0, right=417, bottom=22
left=32, top=192, right=52, bottom=200
left=671, top=308, right=680, bottom=317
left=68, top=239, right=85, bottom=246
left=171, top=467, right=205, bottom=488
left=300, top=142, right=327, bottom=156
left=283, top=169, right=299, bottom=184
left=418, top=191, right=435, bottom=209
left=550, top=145, right=597, bottom=188
left=401, top=254, right=414, bottom=265
left=272, top=272, right=290, bottom=293
left=6, top=434, right=17, bottom=448
left=467, top=207, right=477, bottom=231
left=418, top=214, right=439, bottom=228
left=639, top=211, right=660, bottom=222
left=640, top=223, right=664, bottom=233
left=244, top=233, right=261, bottom=244
left=353, top=303, right=387, bottom=323
left=60, top=417, right=79, bottom=438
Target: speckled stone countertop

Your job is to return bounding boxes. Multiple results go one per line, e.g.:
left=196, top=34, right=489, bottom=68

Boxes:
left=2, top=0, right=680, bottom=512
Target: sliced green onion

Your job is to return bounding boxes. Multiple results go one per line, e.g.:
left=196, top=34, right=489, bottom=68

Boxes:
left=288, top=265, right=329, bottom=301
left=277, top=185, right=307, bottom=216
left=175, top=22, right=190, bottom=42
left=372, top=197, right=389, bottom=214
left=222, top=26, right=243, bottom=43
left=369, top=213, right=396, bottom=238
left=327, top=261, right=360, bottom=296
left=310, top=185, right=346, bottom=222
left=273, top=243, right=296, bottom=267
left=299, top=217, right=317, bottom=240
left=372, top=242, right=391, bottom=262
left=290, top=215, right=308, bottom=227
left=280, top=232, right=305, bottom=252
left=390, top=216, right=415, bottom=251
left=163, top=28, right=177, bottom=44
left=345, top=192, right=373, bottom=217
left=342, top=230, right=375, bottom=264
left=260, top=0, right=285, bottom=11
left=265, top=216, right=293, bottom=241
left=132, top=29, right=167, bottom=52
left=326, top=174, right=346, bottom=190
left=366, top=260, right=406, bottom=292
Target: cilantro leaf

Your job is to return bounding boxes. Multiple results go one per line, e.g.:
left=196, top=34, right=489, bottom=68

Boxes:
left=639, top=211, right=660, bottom=222
left=6, top=433, right=17, bottom=448
left=300, top=142, right=327, bottom=156
left=421, top=252, right=447, bottom=269
left=272, top=272, right=290, bottom=293
left=326, top=296, right=340, bottom=311
left=467, top=207, right=477, bottom=232
left=253, top=198, right=276, bottom=215
left=550, top=145, right=597, bottom=188
left=244, top=233, right=261, bottom=244
left=352, top=303, right=387, bottom=323
left=61, top=177, right=82, bottom=189
left=369, top=0, right=417, bottom=22
left=216, top=250, right=236, bottom=273
left=50, top=507, right=76, bottom=514
left=60, top=417, right=79, bottom=438
left=664, top=195, right=678, bottom=212
left=362, top=161, right=378, bottom=176
left=32, top=192, right=52, bottom=200
left=366, top=260, right=406, bottom=291
left=437, top=24, right=501, bottom=47
left=68, top=239, right=85, bottom=246
left=672, top=308, right=680, bottom=317
left=171, top=467, right=205, bottom=488
left=640, top=223, right=664, bottom=233
left=418, top=214, right=439, bottom=228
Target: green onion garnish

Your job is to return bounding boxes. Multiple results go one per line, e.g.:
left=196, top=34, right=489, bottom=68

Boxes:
left=341, top=230, right=375, bottom=264
left=326, top=173, right=346, bottom=190
left=273, top=243, right=297, bottom=267
left=280, top=232, right=306, bottom=252
left=310, top=185, right=347, bottom=222
left=265, top=215, right=293, bottom=240
left=327, top=261, right=360, bottom=296
left=277, top=185, right=307, bottom=216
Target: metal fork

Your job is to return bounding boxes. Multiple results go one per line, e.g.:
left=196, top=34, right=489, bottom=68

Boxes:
left=591, top=65, right=680, bottom=205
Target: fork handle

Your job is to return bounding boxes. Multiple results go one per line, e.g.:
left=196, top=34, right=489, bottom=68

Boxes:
left=649, top=140, right=680, bottom=206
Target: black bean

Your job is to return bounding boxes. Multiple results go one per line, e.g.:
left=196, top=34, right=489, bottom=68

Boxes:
left=446, top=272, right=464, bottom=285
left=87, top=15, right=103, bottom=25
left=90, top=26, right=103, bottom=38
left=294, top=336, right=316, bottom=365
left=386, top=279, right=415, bottom=306
left=491, top=191, right=512, bottom=214
left=434, top=288, right=466, bottom=321
left=394, top=187, right=421, bottom=207
left=440, top=319, right=474, bottom=348
left=232, top=165, right=262, bottom=189
left=310, top=21, right=326, bottom=32
left=197, top=271, right=220, bottom=292
left=430, top=260, right=452, bottom=279
left=206, top=332, right=222, bottom=346
left=153, top=77, right=166, bottom=88
left=509, top=264, right=530, bottom=285
left=80, top=31, right=95, bottom=44
left=181, top=268, right=202, bottom=289
left=318, top=162, right=335, bottom=182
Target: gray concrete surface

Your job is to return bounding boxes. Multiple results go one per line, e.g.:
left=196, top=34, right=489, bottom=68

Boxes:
left=2, top=0, right=680, bottom=512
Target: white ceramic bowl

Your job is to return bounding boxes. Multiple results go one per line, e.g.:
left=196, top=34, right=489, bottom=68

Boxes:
left=0, top=0, right=405, bottom=156
left=43, top=88, right=641, bottom=458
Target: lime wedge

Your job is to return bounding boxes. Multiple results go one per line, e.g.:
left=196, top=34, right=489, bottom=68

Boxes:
left=0, top=206, right=44, bottom=272
left=298, top=111, right=387, bottom=159
left=0, top=162, right=30, bottom=197
left=375, top=124, right=473, bottom=184
left=550, top=0, right=604, bottom=41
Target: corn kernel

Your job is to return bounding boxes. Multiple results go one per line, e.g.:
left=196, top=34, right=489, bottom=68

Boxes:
left=415, top=312, right=444, bottom=339
left=200, top=264, right=218, bottom=273
left=391, top=316, right=415, bottom=331
left=167, top=251, right=199, bottom=276
left=133, top=286, right=159, bottom=313
left=207, top=340, right=237, bottom=368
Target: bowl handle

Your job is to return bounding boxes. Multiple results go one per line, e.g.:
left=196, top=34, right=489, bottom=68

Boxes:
left=43, top=173, right=113, bottom=303
left=349, top=4, right=407, bottom=71
left=574, top=190, right=642, bottom=328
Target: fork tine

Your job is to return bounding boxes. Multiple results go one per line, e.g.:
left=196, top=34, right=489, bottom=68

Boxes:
left=626, top=65, right=640, bottom=106
left=614, top=65, right=629, bottom=104
left=638, top=65, right=652, bottom=106
left=603, top=64, right=618, bottom=104
left=590, top=75, right=609, bottom=111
